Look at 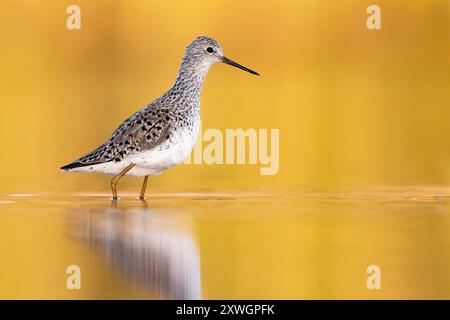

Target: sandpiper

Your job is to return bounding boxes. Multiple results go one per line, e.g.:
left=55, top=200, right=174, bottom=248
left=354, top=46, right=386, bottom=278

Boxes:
left=61, top=36, right=259, bottom=200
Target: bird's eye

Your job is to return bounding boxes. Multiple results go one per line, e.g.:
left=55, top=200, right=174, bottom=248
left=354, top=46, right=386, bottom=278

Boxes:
left=206, top=47, right=215, bottom=54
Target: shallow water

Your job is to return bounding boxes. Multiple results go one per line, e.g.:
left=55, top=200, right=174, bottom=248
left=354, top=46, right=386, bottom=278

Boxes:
left=1, top=188, right=450, bottom=299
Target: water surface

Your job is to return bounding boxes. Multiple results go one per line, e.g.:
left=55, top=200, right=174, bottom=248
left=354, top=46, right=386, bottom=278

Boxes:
left=1, top=189, right=450, bottom=299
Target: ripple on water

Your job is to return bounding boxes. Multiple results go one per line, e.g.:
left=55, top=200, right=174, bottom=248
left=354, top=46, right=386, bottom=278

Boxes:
left=0, top=201, right=16, bottom=204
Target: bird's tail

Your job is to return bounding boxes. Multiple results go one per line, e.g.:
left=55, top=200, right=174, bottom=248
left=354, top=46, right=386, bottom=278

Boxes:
left=60, top=161, right=86, bottom=171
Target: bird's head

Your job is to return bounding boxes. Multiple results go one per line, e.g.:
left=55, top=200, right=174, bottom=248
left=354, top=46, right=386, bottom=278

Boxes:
left=184, top=36, right=259, bottom=76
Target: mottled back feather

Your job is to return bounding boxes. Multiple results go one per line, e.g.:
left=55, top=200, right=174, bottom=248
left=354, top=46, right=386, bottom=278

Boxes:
left=62, top=106, right=173, bottom=169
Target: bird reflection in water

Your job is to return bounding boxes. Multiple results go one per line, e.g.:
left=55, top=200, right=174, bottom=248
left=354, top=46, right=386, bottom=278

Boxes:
left=67, top=201, right=201, bottom=299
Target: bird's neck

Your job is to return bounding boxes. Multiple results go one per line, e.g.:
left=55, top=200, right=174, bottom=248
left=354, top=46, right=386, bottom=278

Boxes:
left=168, top=58, right=211, bottom=109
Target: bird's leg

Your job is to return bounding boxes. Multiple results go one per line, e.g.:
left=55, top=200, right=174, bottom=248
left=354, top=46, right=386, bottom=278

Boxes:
left=139, top=175, right=149, bottom=200
left=111, top=163, right=135, bottom=200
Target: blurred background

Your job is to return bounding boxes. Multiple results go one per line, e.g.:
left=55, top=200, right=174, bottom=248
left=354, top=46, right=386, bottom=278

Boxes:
left=1, top=0, right=450, bottom=300
left=0, top=0, right=449, bottom=193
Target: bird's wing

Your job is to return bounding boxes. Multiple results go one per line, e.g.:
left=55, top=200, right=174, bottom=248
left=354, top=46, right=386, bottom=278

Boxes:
left=61, top=107, right=173, bottom=170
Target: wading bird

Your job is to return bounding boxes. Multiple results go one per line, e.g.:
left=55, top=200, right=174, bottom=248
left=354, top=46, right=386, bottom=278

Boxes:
left=61, top=36, right=259, bottom=200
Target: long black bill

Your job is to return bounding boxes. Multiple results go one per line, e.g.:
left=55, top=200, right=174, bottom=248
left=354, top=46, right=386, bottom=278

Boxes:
left=222, top=56, right=260, bottom=76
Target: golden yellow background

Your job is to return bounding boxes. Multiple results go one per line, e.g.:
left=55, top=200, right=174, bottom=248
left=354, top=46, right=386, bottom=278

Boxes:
left=0, top=0, right=449, bottom=193
left=1, top=0, right=450, bottom=300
